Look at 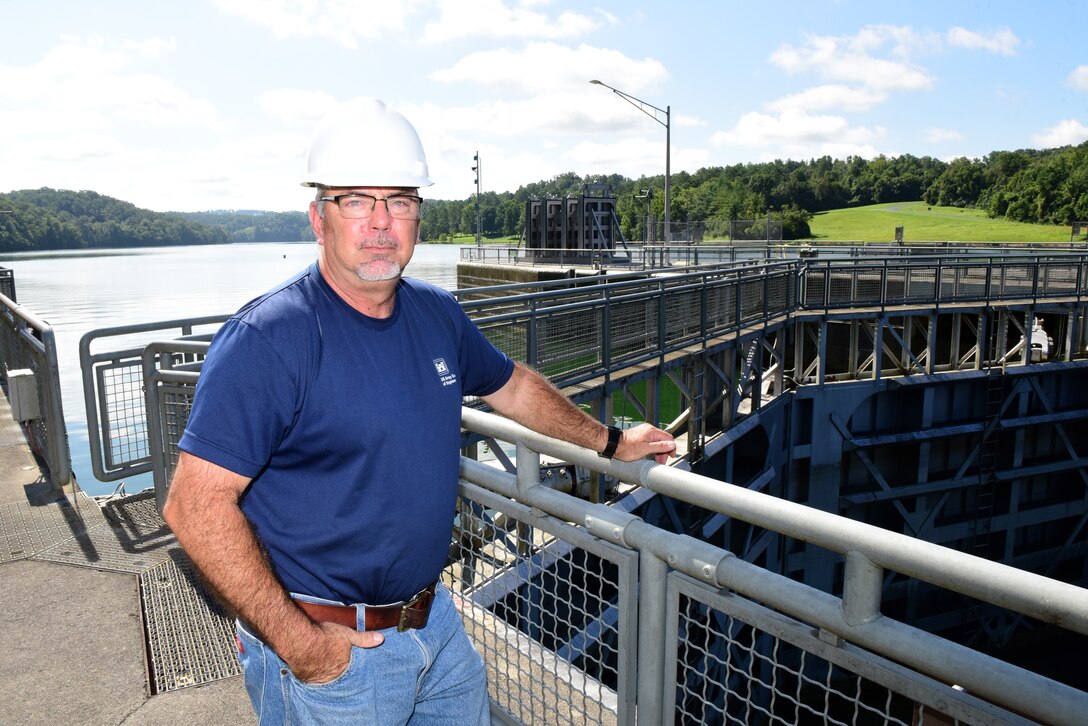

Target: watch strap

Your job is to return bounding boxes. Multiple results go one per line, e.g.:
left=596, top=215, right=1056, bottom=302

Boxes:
left=600, top=425, right=622, bottom=459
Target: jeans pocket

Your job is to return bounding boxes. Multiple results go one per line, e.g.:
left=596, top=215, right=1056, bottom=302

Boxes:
left=235, top=623, right=267, bottom=716
left=283, top=646, right=380, bottom=722
left=289, top=645, right=359, bottom=689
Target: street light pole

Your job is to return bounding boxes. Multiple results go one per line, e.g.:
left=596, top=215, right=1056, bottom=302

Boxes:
left=472, top=151, right=481, bottom=248
left=590, top=79, right=671, bottom=241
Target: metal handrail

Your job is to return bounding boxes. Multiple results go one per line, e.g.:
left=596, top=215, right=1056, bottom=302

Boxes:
left=460, top=406, right=1088, bottom=726
left=80, top=253, right=1088, bottom=489
left=109, top=251, right=1088, bottom=724
left=0, top=291, right=71, bottom=487
left=78, top=314, right=229, bottom=482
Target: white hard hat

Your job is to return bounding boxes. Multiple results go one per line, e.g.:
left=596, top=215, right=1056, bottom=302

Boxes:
left=301, top=97, right=432, bottom=188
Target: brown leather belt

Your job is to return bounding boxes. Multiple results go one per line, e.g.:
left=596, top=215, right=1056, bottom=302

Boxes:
left=294, top=584, right=436, bottom=632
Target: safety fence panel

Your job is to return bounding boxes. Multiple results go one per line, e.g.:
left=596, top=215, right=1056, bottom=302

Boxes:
left=536, top=306, right=604, bottom=379
left=1038, top=260, right=1082, bottom=298
left=608, top=295, right=659, bottom=363
left=79, top=316, right=226, bottom=483
left=0, top=292, right=71, bottom=487
left=704, top=279, right=738, bottom=336
left=155, top=381, right=196, bottom=482
left=663, top=573, right=1020, bottom=726
left=764, top=270, right=792, bottom=319
left=993, top=262, right=1036, bottom=300
left=853, top=264, right=886, bottom=305
left=96, top=359, right=149, bottom=472
left=903, top=265, right=937, bottom=303
left=941, top=263, right=990, bottom=302
left=0, top=267, right=16, bottom=302
left=738, top=277, right=767, bottom=324
left=663, top=285, right=704, bottom=347
left=479, top=317, right=529, bottom=365
left=826, top=266, right=860, bottom=308
left=801, top=267, right=829, bottom=309
left=447, top=480, right=638, bottom=726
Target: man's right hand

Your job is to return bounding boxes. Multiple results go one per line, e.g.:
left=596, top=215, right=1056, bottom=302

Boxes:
left=285, top=622, right=385, bottom=684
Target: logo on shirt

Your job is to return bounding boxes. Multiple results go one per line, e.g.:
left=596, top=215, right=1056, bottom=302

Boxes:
left=434, top=358, right=458, bottom=387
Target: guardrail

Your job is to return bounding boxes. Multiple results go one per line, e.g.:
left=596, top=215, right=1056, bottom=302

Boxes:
left=78, top=315, right=228, bottom=485
left=451, top=407, right=1088, bottom=725
left=0, top=291, right=71, bottom=487
left=460, top=242, right=1088, bottom=270
left=80, top=253, right=1088, bottom=491
left=76, top=250, right=1088, bottom=723
left=135, top=332, right=1088, bottom=723
left=0, top=267, right=17, bottom=302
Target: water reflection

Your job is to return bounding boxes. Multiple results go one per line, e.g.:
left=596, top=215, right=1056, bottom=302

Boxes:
left=5, top=241, right=462, bottom=495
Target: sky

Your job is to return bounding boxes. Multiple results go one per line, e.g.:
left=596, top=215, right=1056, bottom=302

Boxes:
left=1, top=0, right=1086, bottom=214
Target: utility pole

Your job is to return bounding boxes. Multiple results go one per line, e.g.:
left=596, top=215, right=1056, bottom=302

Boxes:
left=472, top=152, right=481, bottom=248
left=590, top=80, right=671, bottom=242
left=635, top=188, right=654, bottom=243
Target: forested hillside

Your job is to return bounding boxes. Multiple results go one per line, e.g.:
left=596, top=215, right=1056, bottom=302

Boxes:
left=174, top=210, right=312, bottom=243
left=421, top=141, right=1088, bottom=241
left=2, top=141, right=1085, bottom=249
left=0, top=189, right=228, bottom=251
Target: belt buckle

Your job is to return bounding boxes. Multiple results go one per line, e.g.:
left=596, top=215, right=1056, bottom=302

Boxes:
left=397, top=587, right=427, bottom=632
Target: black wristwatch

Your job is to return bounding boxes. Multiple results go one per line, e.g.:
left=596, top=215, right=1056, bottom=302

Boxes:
left=600, top=425, right=623, bottom=459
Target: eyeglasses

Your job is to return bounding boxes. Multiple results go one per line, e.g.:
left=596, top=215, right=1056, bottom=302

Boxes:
left=319, top=193, right=424, bottom=220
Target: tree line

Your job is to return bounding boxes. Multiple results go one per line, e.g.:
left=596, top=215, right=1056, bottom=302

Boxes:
left=0, top=189, right=227, bottom=251
left=422, top=141, right=1088, bottom=241
left=2, top=141, right=1084, bottom=250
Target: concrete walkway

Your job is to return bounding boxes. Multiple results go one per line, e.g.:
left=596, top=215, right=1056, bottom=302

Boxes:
left=0, top=393, right=255, bottom=725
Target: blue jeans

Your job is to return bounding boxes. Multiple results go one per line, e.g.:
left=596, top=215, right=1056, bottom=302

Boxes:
left=235, top=585, right=490, bottom=725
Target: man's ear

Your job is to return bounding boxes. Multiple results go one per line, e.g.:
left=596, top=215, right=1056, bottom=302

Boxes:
left=308, top=201, right=324, bottom=244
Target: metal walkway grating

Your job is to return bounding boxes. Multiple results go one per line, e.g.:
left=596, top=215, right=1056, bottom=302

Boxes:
left=0, top=493, right=101, bottom=563
left=140, top=552, right=242, bottom=693
left=31, top=489, right=177, bottom=574
left=3, top=487, right=241, bottom=694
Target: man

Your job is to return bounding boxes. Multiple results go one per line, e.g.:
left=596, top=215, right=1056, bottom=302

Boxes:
left=163, top=97, right=675, bottom=725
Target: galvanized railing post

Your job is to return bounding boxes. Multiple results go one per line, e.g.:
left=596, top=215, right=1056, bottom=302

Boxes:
left=602, top=284, right=612, bottom=375
left=637, top=550, right=669, bottom=725
left=38, top=325, right=72, bottom=488
left=842, top=550, right=883, bottom=626
left=515, top=441, right=539, bottom=493
left=526, top=296, right=538, bottom=368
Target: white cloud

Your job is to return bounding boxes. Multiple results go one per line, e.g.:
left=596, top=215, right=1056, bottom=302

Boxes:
left=38, top=133, right=123, bottom=163
left=926, top=128, right=965, bottom=142
left=0, top=36, right=220, bottom=130
left=947, top=27, right=1019, bottom=56
left=770, top=26, right=935, bottom=92
left=431, top=42, right=667, bottom=95
left=714, top=110, right=880, bottom=146
left=121, top=37, right=178, bottom=57
left=1032, top=119, right=1088, bottom=148
left=1069, top=65, right=1088, bottom=91
left=422, top=0, right=604, bottom=43
left=211, top=0, right=415, bottom=48
left=711, top=110, right=884, bottom=160
left=258, top=89, right=338, bottom=126
left=212, top=0, right=602, bottom=47
left=766, top=84, right=887, bottom=113
left=568, top=136, right=666, bottom=176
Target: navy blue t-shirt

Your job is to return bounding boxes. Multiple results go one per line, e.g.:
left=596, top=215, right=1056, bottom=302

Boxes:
left=178, top=263, right=514, bottom=604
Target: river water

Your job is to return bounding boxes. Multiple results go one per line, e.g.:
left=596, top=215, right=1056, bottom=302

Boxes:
left=4, top=241, right=462, bottom=496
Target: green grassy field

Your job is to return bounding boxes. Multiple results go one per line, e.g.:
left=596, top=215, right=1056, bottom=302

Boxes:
left=435, top=202, right=1076, bottom=245
left=432, top=233, right=518, bottom=245
left=808, top=201, right=1073, bottom=244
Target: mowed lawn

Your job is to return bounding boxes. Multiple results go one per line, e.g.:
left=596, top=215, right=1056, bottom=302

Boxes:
left=809, top=202, right=1074, bottom=243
